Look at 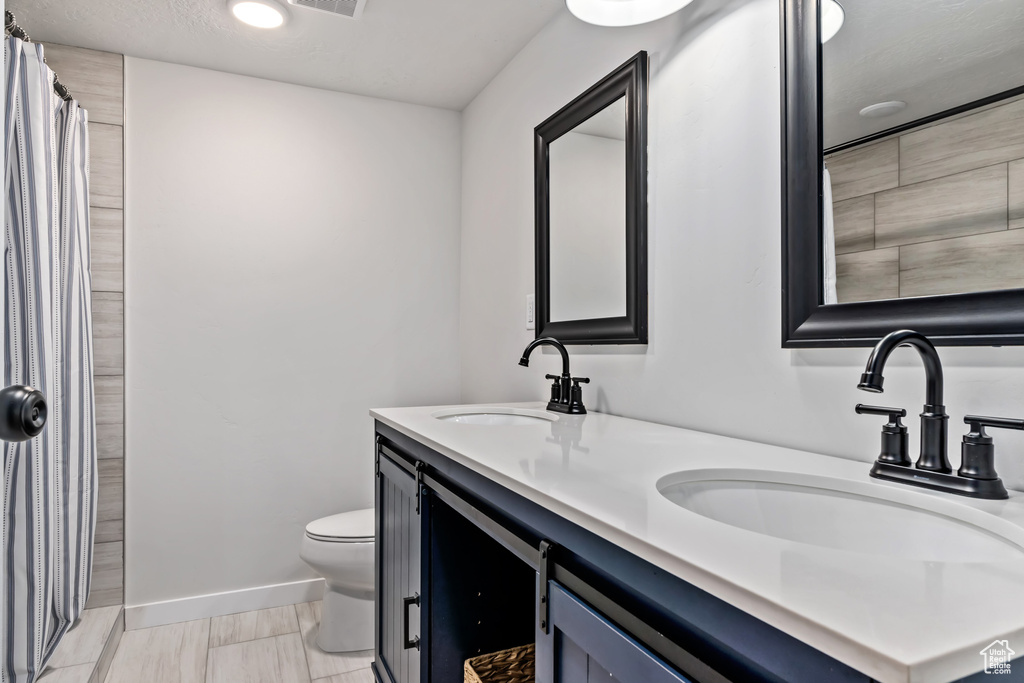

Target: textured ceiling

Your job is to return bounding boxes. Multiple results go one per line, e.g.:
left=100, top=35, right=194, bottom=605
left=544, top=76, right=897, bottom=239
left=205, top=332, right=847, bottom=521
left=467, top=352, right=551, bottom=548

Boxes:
left=823, top=0, right=1024, bottom=148
left=6, top=0, right=563, bottom=110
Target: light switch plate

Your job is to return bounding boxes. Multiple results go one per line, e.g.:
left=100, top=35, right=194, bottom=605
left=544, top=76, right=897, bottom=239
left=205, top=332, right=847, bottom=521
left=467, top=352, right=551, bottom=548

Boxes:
left=527, top=294, right=535, bottom=330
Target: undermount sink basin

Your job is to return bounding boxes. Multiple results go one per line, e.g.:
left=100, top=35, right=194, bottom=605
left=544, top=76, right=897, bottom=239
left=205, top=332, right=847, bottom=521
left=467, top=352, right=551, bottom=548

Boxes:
left=432, top=407, right=556, bottom=426
left=657, top=469, right=1024, bottom=563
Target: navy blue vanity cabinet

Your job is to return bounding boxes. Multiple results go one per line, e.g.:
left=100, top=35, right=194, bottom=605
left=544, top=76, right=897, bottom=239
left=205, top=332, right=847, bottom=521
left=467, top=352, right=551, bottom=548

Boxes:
left=373, top=447, right=422, bottom=683
left=537, top=582, right=695, bottom=683
left=373, top=423, right=878, bottom=683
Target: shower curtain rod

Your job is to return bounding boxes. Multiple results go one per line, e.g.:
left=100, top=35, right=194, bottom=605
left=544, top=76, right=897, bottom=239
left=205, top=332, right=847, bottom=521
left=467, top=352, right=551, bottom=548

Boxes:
left=4, top=11, right=74, bottom=102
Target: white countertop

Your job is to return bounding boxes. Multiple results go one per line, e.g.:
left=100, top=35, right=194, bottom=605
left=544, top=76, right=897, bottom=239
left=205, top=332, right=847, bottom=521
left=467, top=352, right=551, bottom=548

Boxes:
left=370, top=402, right=1024, bottom=683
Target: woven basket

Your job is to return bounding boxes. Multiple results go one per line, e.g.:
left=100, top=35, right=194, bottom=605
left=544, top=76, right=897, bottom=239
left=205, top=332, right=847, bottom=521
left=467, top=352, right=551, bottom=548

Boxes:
left=464, top=643, right=536, bottom=683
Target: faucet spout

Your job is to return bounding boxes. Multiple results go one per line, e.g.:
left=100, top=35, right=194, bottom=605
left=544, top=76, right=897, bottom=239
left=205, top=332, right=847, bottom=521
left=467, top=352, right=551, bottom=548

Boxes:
left=519, top=337, right=571, bottom=377
left=858, top=329, right=943, bottom=407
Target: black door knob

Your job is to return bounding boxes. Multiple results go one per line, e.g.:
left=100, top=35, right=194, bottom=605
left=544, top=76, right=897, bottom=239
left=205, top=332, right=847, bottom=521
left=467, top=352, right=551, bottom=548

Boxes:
left=0, top=385, right=47, bottom=442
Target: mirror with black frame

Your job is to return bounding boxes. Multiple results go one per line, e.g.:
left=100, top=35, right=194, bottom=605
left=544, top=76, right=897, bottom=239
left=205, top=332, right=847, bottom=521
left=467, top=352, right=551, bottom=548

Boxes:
left=535, top=51, right=648, bottom=345
left=781, top=0, right=1024, bottom=347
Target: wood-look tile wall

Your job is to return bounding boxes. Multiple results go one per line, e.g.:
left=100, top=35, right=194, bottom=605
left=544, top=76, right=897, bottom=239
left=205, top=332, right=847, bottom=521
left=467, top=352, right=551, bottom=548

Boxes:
left=827, top=96, right=1024, bottom=304
left=43, top=43, right=125, bottom=608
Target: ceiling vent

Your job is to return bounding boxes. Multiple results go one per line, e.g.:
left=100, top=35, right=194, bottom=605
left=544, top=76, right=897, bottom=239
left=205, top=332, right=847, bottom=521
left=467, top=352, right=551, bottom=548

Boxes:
left=287, top=0, right=366, bottom=19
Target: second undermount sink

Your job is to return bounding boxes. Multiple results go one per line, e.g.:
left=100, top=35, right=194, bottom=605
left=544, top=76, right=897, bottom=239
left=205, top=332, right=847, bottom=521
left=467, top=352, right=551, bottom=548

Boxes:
left=657, top=469, right=1024, bottom=563
left=432, top=407, right=556, bottom=426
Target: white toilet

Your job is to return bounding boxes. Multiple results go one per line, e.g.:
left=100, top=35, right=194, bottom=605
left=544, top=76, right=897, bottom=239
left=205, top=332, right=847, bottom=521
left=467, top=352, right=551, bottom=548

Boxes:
left=299, top=508, right=375, bottom=653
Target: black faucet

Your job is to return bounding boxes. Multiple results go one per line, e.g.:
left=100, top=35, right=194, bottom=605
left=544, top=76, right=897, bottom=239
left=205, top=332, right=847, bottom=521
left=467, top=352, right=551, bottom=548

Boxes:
left=856, top=329, right=1011, bottom=499
left=857, top=329, right=950, bottom=473
left=519, top=337, right=589, bottom=415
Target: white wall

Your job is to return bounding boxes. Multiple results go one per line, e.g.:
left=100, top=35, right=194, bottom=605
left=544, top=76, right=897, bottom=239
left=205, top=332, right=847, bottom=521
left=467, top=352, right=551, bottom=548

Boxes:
left=124, top=58, right=463, bottom=611
left=459, top=1, right=1024, bottom=492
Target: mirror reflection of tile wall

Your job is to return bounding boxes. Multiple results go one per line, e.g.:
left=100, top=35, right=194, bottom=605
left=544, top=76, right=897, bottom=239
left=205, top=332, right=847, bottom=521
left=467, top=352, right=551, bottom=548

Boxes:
left=827, top=96, right=1024, bottom=303
left=43, top=42, right=125, bottom=608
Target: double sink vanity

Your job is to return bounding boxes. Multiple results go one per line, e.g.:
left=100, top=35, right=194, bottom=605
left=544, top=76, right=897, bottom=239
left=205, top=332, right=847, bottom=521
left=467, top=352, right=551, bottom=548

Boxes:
left=370, top=396, right=1024, bottom=683
left=363, top=0, right=1024, bottom=678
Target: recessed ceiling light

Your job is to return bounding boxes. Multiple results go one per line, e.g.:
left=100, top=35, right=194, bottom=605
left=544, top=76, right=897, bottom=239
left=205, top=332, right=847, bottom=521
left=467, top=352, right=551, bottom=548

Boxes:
left=566, top=0, right=696, bottom=27
left=859, top=101, right=907, bottom=118
left=821, top=0, right=845, bottom=43
left=230, top=0, right=288, bottom=28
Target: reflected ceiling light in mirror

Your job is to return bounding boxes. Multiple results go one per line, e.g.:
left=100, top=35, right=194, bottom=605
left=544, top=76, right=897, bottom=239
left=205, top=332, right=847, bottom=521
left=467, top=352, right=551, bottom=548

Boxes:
left=566, top=0, right=695, bottom=27
left=859, top=101, right=907, bottom=118
left=230, top=0, right=288, bottom=28
left=820, top=0, right=845, bottom=43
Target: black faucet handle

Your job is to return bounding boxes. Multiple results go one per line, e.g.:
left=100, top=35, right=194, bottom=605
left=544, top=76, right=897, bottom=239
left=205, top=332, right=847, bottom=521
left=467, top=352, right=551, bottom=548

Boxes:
left=964, top=415, right=1024, bottom=436
left=543, top=374, right=562, bottom=404
left=565, top=377, right=589, bottom=415
left=959, top=415, right=1022, bottom=488
left=856, top=404, right=910, bottom=467
left=855, top=404, right=906, bottom=425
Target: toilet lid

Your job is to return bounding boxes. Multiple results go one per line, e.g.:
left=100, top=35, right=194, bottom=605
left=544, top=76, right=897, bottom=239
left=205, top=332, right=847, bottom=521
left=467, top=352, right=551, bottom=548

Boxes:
left=305, top=508, right=375, bottom=543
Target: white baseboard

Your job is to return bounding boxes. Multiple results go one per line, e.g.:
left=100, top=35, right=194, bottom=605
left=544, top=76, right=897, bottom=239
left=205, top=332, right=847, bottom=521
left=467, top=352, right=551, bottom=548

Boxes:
left=125, top=578, right=325, bottom=630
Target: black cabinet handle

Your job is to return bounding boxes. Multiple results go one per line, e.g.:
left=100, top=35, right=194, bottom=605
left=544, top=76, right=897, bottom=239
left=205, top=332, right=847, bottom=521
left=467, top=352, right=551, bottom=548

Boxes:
left=403, top=593, right=420, bottom=650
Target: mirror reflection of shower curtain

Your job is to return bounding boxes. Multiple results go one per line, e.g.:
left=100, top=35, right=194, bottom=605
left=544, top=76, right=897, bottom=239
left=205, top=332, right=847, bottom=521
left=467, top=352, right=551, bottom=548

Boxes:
left=2, top=36, right=97, bottom=683
left=822, top=165, right=838, bottom=305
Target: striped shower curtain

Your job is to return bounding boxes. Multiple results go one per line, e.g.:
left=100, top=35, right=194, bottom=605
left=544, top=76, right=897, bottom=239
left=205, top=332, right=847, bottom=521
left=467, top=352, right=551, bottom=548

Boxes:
left=2, top=36, right=97, bottom=683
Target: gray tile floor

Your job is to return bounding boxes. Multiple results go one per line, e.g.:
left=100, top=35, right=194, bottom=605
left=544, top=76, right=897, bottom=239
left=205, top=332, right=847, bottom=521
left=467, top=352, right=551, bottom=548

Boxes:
left=39, top=606, right=122, bottom=683
left=103, top=601, right=373, bottom=683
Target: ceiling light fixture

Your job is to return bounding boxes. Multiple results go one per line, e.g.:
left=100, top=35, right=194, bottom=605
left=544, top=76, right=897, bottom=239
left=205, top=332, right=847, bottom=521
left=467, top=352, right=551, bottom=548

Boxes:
left=566, top=0, right=696, bottom=27
left=820, top=0, right=845, bottom=43
left=230, top=0, right=288, bottom=28
left=859, top=101, right=907, bottom=118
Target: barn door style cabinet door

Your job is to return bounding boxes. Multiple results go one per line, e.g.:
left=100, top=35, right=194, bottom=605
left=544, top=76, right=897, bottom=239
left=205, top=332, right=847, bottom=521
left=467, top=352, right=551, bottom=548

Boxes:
left=373, top=445, right=422, bottom=683
left=536, top=582, right=694, bottom=683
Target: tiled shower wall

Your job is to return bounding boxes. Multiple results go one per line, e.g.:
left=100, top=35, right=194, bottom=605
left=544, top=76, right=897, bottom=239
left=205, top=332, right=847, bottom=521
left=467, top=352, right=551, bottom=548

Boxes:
left=826, top=96, right=1024, bottom=304
left=43, top=43, right=125, bottom=608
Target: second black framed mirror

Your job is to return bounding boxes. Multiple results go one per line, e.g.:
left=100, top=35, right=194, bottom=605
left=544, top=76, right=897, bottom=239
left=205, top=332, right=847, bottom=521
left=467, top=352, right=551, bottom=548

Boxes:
left=781, top=0, right=1024, bottom=348
left=535, top=51, right=648, bottom=345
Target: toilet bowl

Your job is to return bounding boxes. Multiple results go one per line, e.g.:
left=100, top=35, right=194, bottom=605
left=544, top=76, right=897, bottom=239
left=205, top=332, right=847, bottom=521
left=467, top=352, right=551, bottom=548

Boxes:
left=299, top=508, right=375, bottom=653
